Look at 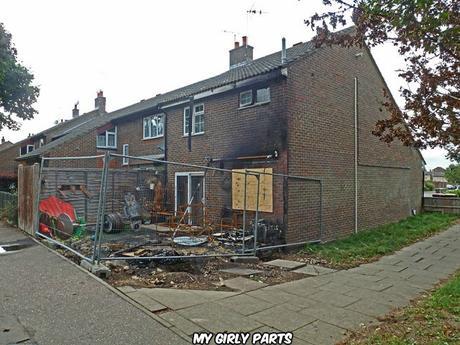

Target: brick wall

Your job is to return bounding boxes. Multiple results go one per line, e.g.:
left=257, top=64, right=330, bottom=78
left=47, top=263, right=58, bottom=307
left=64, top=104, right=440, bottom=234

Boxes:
left=286, top=45, right=423, bottom=242
left=165, top=80, right=288, bottom=226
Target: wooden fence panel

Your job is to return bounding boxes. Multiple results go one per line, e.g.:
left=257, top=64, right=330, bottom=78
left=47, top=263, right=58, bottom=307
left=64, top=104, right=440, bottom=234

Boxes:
left=17, top=164, right=39, bottom=235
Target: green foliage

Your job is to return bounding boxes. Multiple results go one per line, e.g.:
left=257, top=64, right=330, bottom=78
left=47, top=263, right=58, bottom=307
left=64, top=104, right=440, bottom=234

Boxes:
left=0, top=23, right=39, bottom=130
left=303, top=212, right=458, bottom=268
left=352, top=272, right=460, bottom=344
left=1, top=199, right=18, bottom=226
left=445, top=164, right=460, bottom=185
left=424, top=180, right=434, bottom=191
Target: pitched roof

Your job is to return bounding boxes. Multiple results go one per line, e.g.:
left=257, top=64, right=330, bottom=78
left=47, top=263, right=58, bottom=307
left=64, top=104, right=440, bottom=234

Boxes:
left=19, top=35, right=325, bottom=160
left=20, top=27, right=367, bottom=161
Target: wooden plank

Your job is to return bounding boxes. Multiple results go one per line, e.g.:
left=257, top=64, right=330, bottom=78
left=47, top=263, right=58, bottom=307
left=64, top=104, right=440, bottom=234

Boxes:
left=232, top=168, right=273, bottom=213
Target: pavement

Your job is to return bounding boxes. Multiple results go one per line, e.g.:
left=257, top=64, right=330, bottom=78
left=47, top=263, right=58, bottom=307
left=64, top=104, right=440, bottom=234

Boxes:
left=0, top=224, right=188, bottom=345
left=120, top=224, right=460, bottom=345
left=1, top=223, right=459, bottom=345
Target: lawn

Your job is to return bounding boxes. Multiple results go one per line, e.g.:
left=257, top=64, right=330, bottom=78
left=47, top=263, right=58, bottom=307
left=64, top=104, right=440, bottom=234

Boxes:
left=303, top=212, right=458, bottom=268
left=341, top=271, right=460, bottom=344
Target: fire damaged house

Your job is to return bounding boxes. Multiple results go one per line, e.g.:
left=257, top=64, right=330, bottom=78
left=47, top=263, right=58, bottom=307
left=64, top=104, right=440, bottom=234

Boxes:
left=17, top=29, right=424, bottom=247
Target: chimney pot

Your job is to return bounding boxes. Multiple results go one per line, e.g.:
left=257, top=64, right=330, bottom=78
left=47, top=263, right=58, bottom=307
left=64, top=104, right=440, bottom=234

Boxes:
left=1, top=137, right=5, bottom=144
left=281, top=37, right=287, bottom=64
left=229, top=36, right=253, bottom=69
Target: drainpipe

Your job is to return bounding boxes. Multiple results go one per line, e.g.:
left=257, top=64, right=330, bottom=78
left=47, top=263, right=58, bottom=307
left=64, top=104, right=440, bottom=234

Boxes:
left=354, top=77, right=358, bottom=234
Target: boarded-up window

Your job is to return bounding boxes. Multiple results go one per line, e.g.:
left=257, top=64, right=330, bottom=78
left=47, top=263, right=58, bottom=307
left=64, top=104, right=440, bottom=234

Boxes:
left=232, top=168, right=273, bottom=213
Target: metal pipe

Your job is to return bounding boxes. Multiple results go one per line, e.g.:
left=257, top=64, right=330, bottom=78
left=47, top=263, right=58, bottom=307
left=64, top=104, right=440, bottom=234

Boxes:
left=109, top=153, right=322, bottom=182
left=42, top=155, right=105, bottom=160
left=281, top=37, right=287, bottom=64
left=242, top=170, right=247, bottom=254
left=253, top=174, right=260, bottom=255
left=36, top=232, right=92, bottom=261
left=96, top=152, right=110, bottom=261
left=255, top=239, right=321, bottom=252
left=354, top=77, right=358, bottom=234
left=319, top=180, right=323, bottom=241
left=98, top=253, right=250, bottom=261
left=34, top=158, right=45, bottom=236
left=91, top=153, right=108, bottom=263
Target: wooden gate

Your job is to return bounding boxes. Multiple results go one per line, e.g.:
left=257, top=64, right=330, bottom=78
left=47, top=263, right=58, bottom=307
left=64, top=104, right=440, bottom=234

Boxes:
left=17, top=163, right=40, bottom=236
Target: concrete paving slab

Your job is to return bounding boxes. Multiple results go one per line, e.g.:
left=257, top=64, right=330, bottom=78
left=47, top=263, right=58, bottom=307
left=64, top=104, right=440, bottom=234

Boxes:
left=117, top=285, right=137, bottom=293
left=177, top=302, right=262, bottom=332
left=308, top=290, right=360, bottom=308
left=215, top=294, right=274, bottom=316
left=138, top=288, right=207, bottom=310
left=219, top=267, right=263, bottom=276
left=159, top=311, right=204, bottom=336
left=264, top=259, right=306, bottom=270
left=294, top=320, right=348, bottom=345
left=345, top=299, right=393, bottom=318
left=128, top=291, right=168, bottom=313
left=222, top=276, right=268, bottom=291
left=249, top=305, right=317, bottom=331
left=300, top=304, right=377, bottom=331
left=293, top=265, right=336, bottom=276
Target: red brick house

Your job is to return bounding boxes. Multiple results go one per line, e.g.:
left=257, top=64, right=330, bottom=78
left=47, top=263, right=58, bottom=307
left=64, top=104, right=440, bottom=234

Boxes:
left=0, top=92, right=106, bottom=191
left=18, top=29, right=424, bottom=242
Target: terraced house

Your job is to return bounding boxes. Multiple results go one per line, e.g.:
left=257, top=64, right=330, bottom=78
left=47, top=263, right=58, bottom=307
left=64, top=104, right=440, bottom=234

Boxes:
left=16, top=28, right=425, bottom=243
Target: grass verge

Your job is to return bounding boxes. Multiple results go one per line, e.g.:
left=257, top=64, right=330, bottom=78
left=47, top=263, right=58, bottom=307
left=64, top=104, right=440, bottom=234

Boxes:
left=303, top=212, right=458, bottom=268
left=341, top=271, right=460, bottom=345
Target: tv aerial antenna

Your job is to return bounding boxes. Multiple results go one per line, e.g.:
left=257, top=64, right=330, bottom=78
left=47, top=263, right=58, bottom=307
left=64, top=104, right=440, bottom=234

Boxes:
left=245, top=2, right=268, bottom=35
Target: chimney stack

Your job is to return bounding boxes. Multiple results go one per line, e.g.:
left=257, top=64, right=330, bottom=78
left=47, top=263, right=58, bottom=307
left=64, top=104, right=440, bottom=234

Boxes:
left=229, top=36, right=253, bottom=69
left=95, top=90, right=106, bottom=113
left=72, top=102, right=79, bottom=118
left=1, top=137, right=5, bottom=144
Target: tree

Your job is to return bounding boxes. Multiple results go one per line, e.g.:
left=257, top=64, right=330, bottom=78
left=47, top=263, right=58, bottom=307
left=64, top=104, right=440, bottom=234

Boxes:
left=305, top=0, right=459, bottom=161
left=0, top=22, right=39, bottom=131
left=445, top=164, right=460, bottom=185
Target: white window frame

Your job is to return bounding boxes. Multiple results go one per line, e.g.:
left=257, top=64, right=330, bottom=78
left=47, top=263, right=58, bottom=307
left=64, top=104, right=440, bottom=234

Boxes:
left=256, top=87, right=271, bottom=104
left=174, top=172, right=206, bottom=221
left=39, top=138, right=45, bottom=147
left=143, top=114, right=164, bottom=139
left=239, top=90, right=253, bottom=108
left=96, top=126, right=117, bottom=149
left=183, top=103, right=205, bottom=136
left=122, top=144, right=129, bottom=165
left=19, top=145, right=35, bottom=156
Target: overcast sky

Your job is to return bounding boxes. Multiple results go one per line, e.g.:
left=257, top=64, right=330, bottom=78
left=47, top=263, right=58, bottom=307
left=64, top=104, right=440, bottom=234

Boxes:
left=1, top=0, right=453, bottom=170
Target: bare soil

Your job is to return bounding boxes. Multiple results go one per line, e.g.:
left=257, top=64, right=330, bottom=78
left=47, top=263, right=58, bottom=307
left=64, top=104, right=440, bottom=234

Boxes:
left=104, top=256, right=307, bottom=290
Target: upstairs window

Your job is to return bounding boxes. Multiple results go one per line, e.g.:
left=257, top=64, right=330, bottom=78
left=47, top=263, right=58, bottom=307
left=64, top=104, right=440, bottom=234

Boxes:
left=143, top=114, right=164, bottom=139
left=239, top=87, right=271, bottom=108
left=239, top=90, right=253, bottom=107
left=97, top=126, right=117, bottom=149
left=39, top=138, right=45, bottom=147
left=183, top=104, right=205, bottom=136
left=19, top=145, right=34, bottom=156
left=256, top=87, right=271, bottom=103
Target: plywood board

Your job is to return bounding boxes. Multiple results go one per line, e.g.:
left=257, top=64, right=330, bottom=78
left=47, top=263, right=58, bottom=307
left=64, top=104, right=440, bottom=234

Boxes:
left=232, top=168, right=273, bottom=213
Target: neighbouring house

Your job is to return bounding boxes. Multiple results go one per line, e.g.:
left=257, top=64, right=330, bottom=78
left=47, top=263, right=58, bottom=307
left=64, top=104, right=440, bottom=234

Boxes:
left=426, top=167, right=448, bottom=189
left=16, top=28, right=425, bottom=243
left=0, top=92, right=106, bottom=189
